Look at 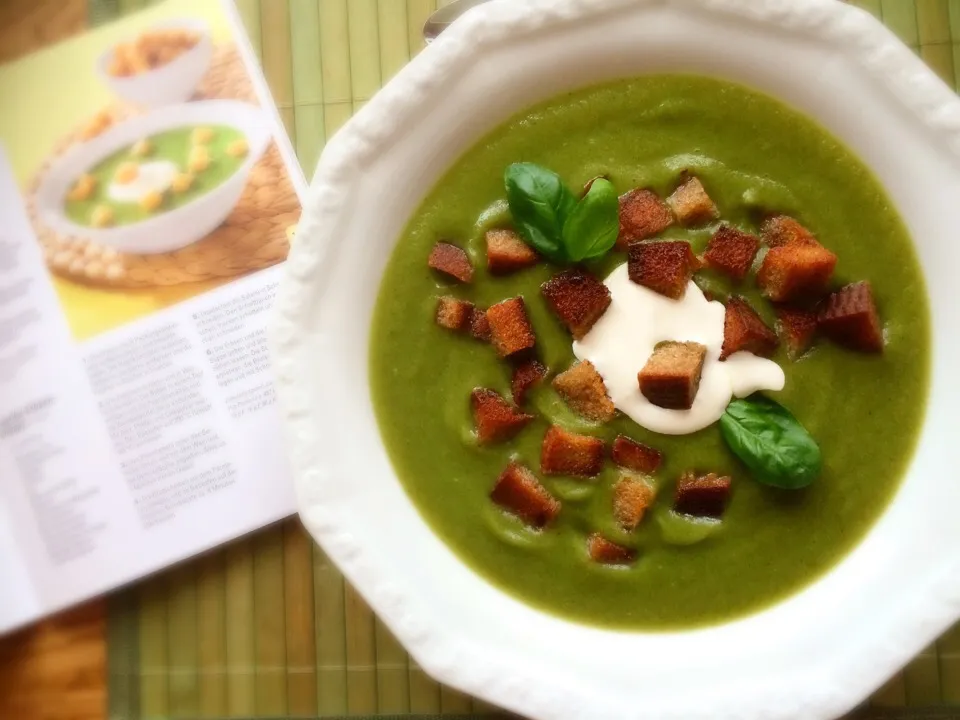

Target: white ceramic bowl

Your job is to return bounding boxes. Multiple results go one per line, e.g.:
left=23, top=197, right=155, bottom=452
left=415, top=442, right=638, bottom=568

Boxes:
left=35, top=100, right=271, bottom=255
left=273, top=1, right=960, bottom=718
left=96, top=19, right=212, bottom=108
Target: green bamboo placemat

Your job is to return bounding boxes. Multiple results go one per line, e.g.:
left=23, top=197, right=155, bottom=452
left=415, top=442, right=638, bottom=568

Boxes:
left=95, top=1, right=960, bottom=718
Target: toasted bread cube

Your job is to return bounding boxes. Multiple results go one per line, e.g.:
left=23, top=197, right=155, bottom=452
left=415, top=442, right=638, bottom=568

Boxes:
left=540, top=268, right=611, bottom=340
left=90, top=205, right=114, bottom=228
left=775, top=306, right=819, bottom=358
left=611, top=435, right=662, bottom=474
left=188, top=145, right=210, bottom=173
left=226, top=138, right=249, bottom=158
left=638, top=341, right=706, bottom=410
left=617, top=188, right=674, bottom=247
left=666, top=176, right=718, bottom=226
left=818, top=281, right=884, bottom=353
left=471, top=388, right=534, bottom=444
left=435, top=296, right=475, bottom=332
left=67, top=174, right=96, bottom=202
left=428, top=241, right=473, bottom=284
left=761, top=215, right=817, bottom=247
left=114, top=162, right=139, bottom=185
left=674, top=471, right=731, bottom=518
left=511, top=358, right=547, bottom=405
left=130, top=138, right=152, bottom=157
left=757, top=242, right=837, bottom=302
left=720, top=297, right=778, bottom=360
left=171, top=172, right=194, bottom=194
left=485, top=229, right=538, bottom=274
left=703, top=226, right=760, bottom=281
left=627, top=241, right=699, bottom=300
left=587, top=534, right=636, bottom=565
left=613, top=475, right=656, bottom=531
left=469, top=306, right=491, bottom=341
left=552, top=360, right=615, bottom=422
left=491, top=462, right=560, bottom=528
left=139, top=190, right=164, bottom=212
left=191, top=127, right=215, bottom=145
left=540, top=426, right=605, bottom=478
left=486, top=297, right=536, bottom=357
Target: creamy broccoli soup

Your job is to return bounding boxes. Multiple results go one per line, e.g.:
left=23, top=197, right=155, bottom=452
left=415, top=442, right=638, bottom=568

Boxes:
left=369, top=75, right=930, bottom=629
left=65, top=124, right=247, bottom=228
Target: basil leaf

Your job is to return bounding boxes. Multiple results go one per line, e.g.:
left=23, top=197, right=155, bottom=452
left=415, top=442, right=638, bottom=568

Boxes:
left=561, top=177, right=620, bottom=262
left=504, top=163, right=577, bottom=263
left=719, top=395, right=822, bottom=489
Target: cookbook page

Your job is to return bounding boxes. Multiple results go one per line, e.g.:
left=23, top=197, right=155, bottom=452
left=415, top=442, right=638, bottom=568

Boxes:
left=0, top=0, right=305, bottom=634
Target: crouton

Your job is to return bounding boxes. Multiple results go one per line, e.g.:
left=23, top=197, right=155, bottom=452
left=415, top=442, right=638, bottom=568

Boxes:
left=486, top=297, right=536, bottom=357
left=491, top=462, right=560, bottom=528
left=613, top=475, right=656, bottom=531
left=130, top=138, right=152, bottom=157
left=720, top=297, right=778, bottom=360
left=638, top=341, right=706, bottom=410
left=666, top=176, right=718, bottom=226
left=226, top=138, right=249, bottom=158
left=68, top=174, right=96, bottom=202
left=627, top=241, right=699, bottom=300
left=775, top=306, right=819, bottom=358
left=551, top=360, right=615, bottom=422
left=139, top=190, right=163, bottom=212
left=192, top=127, right=215, bottom=145
left=760, top=215, right=817, bottom=247
left=170, top=172, right=194, bottom=194
left=818, top=281, right=884, bottom=353
left=703, top=226, right=760, bottom=281
left=674, top=471, right=731, bottom=518
left=188, top=145, right=210, bottom=173
left=757, top=242, right=837, bottom=302
left=587, top=534, right=636, bottom=565
left=511, top=358, right=547, bottom=405
left=540, top=426, right=605, bottom=477
left=428, top=241, right=474, bottom=284
left=471, top=389, right=534, bottom=444
left=611, top=435, right=662, bottom=474
left=617, top=188, right=674, bottom=247
left=114, top=162, right=139, bottom=185
left=485, top=229, right=538, bottom=274
left=435, top=296, right=475, bottom=332
left=469, top=307, right=491, bottom=341
left=90, top=205, right=114, bottom=228
left=540, top=268, right=611, bottom=340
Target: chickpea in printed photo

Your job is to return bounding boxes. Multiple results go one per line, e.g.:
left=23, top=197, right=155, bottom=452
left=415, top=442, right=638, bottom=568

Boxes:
left=105, top=263, right=125, bottom=281
left=90, top=205, right=114, bottom=228
left=226, top=137, right=249, bottom=159
left=114, top=162, right=139, bottom=185
left=171, top=172, right=194, bottom=194
left=84, top=262, right=105, bottom=281
left=67, top=174, right=96, bottom=202
left=188, top=145, right=210, bottom=173
left=130, top=139, right=152, bottom=157
left=51, top=251, right=74, bottom=271
left=140, top=190, right=164, bottom=212
left=80, top=111, right=113, bottom=140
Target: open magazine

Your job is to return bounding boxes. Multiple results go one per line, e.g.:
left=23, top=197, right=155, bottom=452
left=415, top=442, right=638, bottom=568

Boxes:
left=0, top=0, right=304, bottom=634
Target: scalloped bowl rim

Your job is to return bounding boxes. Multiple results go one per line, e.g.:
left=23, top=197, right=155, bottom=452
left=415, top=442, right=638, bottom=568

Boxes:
left=271, top=1, right=960, bottom=718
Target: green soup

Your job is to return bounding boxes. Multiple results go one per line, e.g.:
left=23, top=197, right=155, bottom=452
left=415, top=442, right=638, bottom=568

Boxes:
left=369, top=75, right=931, bottom=630
left=65, top=124, right=246, bottom=227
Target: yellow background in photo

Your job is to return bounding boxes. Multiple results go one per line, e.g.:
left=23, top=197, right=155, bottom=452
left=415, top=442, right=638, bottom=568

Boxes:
left=0, top=0, right=249, bottom=342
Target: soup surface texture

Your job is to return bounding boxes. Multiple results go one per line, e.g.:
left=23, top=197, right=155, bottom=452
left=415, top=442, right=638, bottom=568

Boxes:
left=369, top=75, right=930, bottom=629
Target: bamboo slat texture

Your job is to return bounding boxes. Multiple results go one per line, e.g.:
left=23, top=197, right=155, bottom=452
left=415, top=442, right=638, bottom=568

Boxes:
left=95, top=0, right=960, bottom=718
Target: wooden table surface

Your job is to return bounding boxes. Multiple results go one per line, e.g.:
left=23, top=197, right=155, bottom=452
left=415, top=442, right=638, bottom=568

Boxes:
left=0, top=6, right=107, bottom=720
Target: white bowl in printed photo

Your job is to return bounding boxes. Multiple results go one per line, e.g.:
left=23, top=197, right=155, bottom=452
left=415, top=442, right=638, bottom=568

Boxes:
left=35, top=99, right=271, bottom=255
left=96, top=19, right=213, bottom=108
left=273, top=1, right=960, bottom=719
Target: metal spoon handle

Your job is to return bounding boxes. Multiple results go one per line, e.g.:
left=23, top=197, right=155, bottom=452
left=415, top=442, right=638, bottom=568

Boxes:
left=423, top=0, right=494, bottom=43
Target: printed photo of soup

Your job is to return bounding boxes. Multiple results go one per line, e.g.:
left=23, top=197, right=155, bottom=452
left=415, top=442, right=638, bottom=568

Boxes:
left=64, top=124, right=248, bottom=228
left=369, top=75, right=931, bottom=630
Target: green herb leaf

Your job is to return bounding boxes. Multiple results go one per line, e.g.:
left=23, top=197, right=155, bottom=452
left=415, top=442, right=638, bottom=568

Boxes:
left=504, top=163, right=577, bottom=263
left=561, top=178, right=620, bottom=261
left=719, top=395, right=822, bottom=489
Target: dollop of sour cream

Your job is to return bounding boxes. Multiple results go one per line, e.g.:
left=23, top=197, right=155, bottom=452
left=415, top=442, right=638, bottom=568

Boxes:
left=106, top=160, right=179, bottom=203
left=572, top=263, right=785, bottom=435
